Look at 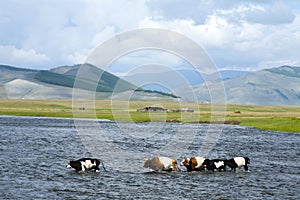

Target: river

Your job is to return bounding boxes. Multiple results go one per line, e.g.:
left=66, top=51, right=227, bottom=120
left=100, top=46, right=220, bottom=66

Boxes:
left=0, top=116, right=299, bottom=199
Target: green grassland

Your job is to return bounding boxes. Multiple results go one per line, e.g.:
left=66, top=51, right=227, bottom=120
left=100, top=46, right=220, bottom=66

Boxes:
left=0, top=99, right=299, bottom=133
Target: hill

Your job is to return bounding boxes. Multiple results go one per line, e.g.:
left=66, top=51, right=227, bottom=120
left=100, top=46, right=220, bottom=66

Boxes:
left=2, top=64, right=299, bottom=105
left=0, top=65, right=37, bottom=83
left=121, top=68, right=249, bottom=89
left=50, top=64, right=138, bottom=92
left=180, top=65, right=300, bottom=106
left=0, top=64, right=176, bottom=100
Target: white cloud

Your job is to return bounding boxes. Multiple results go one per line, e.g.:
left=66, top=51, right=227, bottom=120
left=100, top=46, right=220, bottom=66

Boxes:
left=108, top=50, right=187, bottom=74
left=0, top=0, right=151, bottom=69
left=90, top=26, right=117, bottom=47
left=66, top=52, right=87, bottom=65
left=138, top=3, right=300, bottom=70
left=0, top=45, right=50, bottom=68
left=0, top=0, right=299, bottom=71
left=244, top=3, right=295, bottom=25
left=216, top=3, right=296, bottom=25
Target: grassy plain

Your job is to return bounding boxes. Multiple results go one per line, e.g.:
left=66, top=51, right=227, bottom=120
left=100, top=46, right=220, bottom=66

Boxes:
left=0, top=99, right=299, bottom=133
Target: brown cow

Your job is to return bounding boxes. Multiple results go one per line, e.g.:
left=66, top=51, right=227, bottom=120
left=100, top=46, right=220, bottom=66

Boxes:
left=144, top=157, right=179, bottom=172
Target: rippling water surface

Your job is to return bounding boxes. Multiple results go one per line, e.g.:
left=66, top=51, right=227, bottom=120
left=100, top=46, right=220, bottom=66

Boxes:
left=0, top=116, right=299, bottom=199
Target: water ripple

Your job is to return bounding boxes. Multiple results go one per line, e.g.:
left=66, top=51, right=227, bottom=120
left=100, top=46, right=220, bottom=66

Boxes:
left=0, top=116, right=299, bottom=199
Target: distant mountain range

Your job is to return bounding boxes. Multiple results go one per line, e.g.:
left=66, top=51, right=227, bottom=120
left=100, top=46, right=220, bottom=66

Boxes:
left=0, top=64, right=176, bottom=100
left=121, top=68, right=250, bottom=88
left=176, top=65, right=300, bottom=106
left=1, top=64, right=299, bottom=106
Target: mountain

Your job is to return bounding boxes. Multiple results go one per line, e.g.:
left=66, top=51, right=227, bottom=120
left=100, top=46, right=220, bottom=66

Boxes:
left=176, top=69, right=250, bottom=84
left=210, top=70, right=250, bottom=81
left=2, top=64, right=299, bottom=105
left=177, top=65, right=300, bottom=106
left=0, top=65, right=38, bottom=83
left=48, top=64, right=138, bottom=92
left=0, top=64, right=176, bottom=100
left=121, top=68, right=249, bottom=90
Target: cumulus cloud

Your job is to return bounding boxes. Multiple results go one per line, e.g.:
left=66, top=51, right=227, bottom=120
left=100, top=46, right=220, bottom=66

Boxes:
left=66, top=52, right=87, bottom=64
left=108, top=50, right=187, bottom=74
left=0, top=0, right=150, bottom=69
left=139, top=2, right=300, bottom=70
left=217, top=2, right=296, bottom=25
left=146, top=0, right=239, bottom=24
left=0, top=0, right=299, bottom=71
left=0, top=45, right=50, bottom=68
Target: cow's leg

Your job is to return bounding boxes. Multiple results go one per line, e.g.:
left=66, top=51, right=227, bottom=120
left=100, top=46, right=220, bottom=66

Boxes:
left=94, top=166, right=100, bottom=172
left=81, top=163, right=86, bottom=172
left=244, top=165, right=248, bottom=171
left=101, top=163, right=107, bottom=171
left=90, top=166, right=95, bottom=171
left=91, top=167, right=100, bottom=172
left=75, top=168, right=81, bottom=172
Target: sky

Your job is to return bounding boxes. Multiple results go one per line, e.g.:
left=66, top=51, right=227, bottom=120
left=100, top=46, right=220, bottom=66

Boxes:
left=1, top=0, right=300, bottom=72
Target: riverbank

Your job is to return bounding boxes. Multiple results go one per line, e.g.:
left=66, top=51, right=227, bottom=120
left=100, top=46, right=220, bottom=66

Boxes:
left=0, top=99, right=299, bottom=133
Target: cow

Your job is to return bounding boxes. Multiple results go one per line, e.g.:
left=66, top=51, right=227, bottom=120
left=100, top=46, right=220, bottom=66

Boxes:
left=203, top=159, right=226, bottom=172
left=66, top=158, right=106, bottom=172
left=180, top=157, right=206, bottom=172
left=143, top=157, right=179, bottom=172
left=224, top=157, right=250, bottom=171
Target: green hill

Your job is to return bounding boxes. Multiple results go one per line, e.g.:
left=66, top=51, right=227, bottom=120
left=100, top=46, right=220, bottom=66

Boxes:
left=34, top=65, right=136, bottom=92
left=0, top=64, right=138, bottom=92
left=36, top=64, right=137, bottom=92
left=265, top=65, right=300, bottom=79
left=0, top=64, right=178, bottom=99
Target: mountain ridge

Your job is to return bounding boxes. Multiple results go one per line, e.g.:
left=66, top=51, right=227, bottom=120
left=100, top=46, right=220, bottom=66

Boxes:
left=0, top=64, right=177, bottom=100
left=182, top=65, right=300, bottom=106
left=1, top=64, right=300, bottom=105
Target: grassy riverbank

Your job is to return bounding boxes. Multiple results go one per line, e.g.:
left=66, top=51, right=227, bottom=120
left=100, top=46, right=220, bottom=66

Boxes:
left=0, top=99, right=299, bottom=132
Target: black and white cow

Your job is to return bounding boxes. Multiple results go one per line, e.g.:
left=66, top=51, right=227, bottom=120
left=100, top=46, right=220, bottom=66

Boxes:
left=180, top=157, right=206, bottom=172
left=66, top=158, right=106, bottom=172
left=224, top=157, right=250, bottom=171
left=203, top=159, right=226, bottom=172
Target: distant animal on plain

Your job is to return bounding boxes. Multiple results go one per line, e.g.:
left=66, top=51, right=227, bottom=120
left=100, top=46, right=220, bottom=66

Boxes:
left=180, top=157, right=206, bottom=172
left=143, top=157, right=179, bottom=172
left=66, top=158, right=106, bottom=172
left=224, top=157, right=250, bottom=171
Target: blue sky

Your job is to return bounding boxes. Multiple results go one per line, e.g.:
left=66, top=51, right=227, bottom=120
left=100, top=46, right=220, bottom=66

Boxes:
left=1, top=0, right=300, bottom=72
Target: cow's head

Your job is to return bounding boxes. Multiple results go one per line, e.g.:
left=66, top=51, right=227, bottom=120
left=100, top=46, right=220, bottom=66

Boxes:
left=172, top=159, right=179, bottom=172
left=245, top=157, right=250, bottom=164
left=66, top=160, right=73, bottom=168
left=180, top=158, right=190, bottom=166
left=143, top=159, right=150, bottom=168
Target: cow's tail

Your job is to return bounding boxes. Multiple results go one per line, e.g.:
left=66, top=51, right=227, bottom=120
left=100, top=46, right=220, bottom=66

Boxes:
left=101, top=160, right=107, bottom=172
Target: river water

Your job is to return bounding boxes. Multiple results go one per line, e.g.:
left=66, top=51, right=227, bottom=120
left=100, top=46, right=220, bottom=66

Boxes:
left=0, top=116, right=299, bottom=199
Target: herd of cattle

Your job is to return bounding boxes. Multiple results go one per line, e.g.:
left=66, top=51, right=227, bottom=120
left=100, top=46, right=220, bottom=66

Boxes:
left=66, top=156, right=250, bottom=173
left=144, top=156, right=250, bottom=172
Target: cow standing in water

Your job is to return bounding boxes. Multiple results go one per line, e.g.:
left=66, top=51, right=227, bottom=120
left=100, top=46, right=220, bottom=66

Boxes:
left=66, top=158, right=106, bottom=172
left=225, top=157, right=250, bottom=171
left=144, top=157, right=179, bottom=172
left=180, top=157, right=206, bottom=172
left=203, top=159, right=226, bottom=172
